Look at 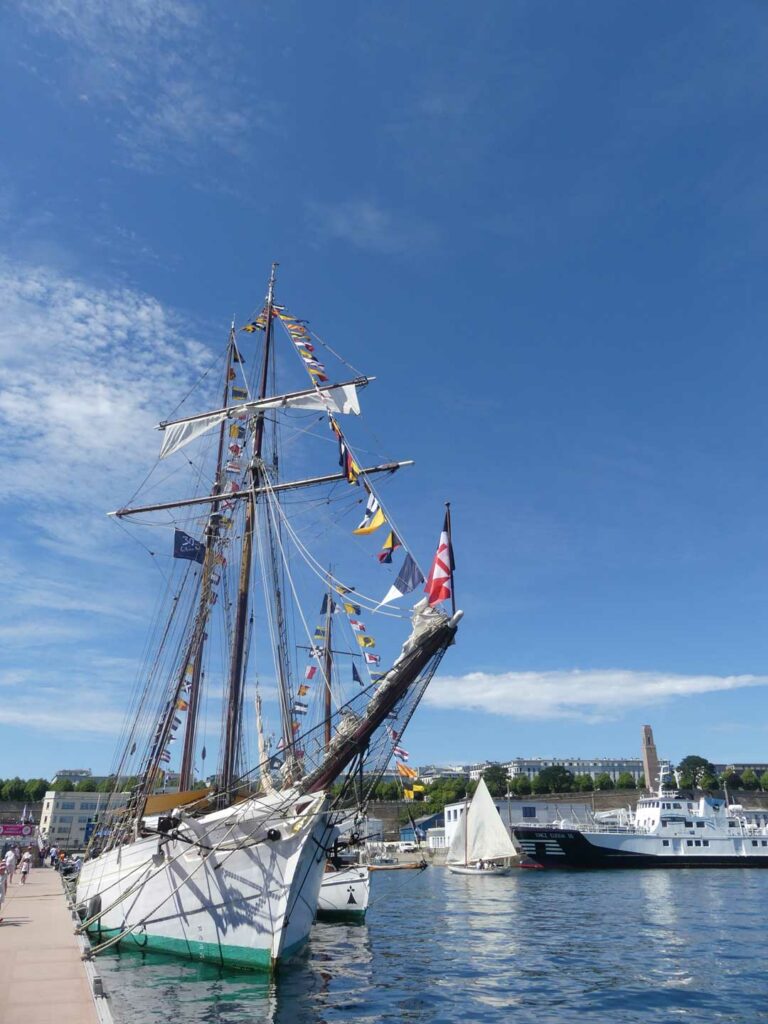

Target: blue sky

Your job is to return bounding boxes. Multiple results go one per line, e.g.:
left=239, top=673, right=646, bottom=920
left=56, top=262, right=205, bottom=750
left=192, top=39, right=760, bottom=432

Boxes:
left=2, top=1, right=768, bottom=779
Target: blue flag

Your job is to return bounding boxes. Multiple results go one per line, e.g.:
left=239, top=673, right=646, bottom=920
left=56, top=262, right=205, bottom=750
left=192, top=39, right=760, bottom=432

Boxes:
left=380, top=553, right=425, bottom=606
left=173, top=529, right=205, bottom=565
left=352, top=662, right=363, bottom=686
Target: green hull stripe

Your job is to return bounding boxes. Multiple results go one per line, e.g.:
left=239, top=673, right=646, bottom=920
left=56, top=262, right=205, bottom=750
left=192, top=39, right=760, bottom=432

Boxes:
left=90, top=926, right=308, bottom=971
left=316, top=909, right=366, bottom=922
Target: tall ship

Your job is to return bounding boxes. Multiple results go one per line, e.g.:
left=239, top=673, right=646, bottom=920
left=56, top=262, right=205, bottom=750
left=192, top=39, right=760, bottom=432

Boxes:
left=512, top=766, right=768, bottom=869
left=75, top=264, right=461, bottom=969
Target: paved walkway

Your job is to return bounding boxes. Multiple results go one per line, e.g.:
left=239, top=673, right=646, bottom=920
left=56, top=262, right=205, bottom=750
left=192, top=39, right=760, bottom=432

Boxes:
left=0, top=866, right=100, bottom=1024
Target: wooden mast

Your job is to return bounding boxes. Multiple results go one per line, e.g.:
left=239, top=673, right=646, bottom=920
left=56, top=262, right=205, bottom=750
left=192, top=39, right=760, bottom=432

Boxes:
left=323, top=579, right=334, bottom=751
left=220, top=263, right=278, bottom=802
left=178, top=326, right=235, bottom=792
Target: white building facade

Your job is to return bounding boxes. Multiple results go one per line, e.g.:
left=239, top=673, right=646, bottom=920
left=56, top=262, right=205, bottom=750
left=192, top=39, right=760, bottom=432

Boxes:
left=39, top=791, right=127, bottom=850
left=504, top=757, right=646, bottom=784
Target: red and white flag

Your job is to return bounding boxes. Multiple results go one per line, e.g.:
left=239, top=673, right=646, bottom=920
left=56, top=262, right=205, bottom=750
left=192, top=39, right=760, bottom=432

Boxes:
left=424, top=512, right=455, bottom=606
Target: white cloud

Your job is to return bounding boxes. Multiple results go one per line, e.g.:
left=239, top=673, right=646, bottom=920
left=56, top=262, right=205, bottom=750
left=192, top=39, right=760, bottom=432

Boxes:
left=0, top=697, right=125, bottom=735
left=307, top=199, right=438, bottom=255
left=426, top=669, right=768, bottom=722
left=0, top=255, right=212, bottom=517
left=15, top=0, right=272, bottom=171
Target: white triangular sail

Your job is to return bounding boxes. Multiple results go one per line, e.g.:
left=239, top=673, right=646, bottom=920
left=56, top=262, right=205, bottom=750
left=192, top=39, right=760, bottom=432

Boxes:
left=446, top=778, right=516, bottom=865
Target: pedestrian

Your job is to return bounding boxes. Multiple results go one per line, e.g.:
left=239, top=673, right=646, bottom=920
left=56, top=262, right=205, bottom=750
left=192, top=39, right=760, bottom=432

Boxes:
left=20, top=857, right=29, bottom=885
left=3, top=848, right=16, bottom=886
left=49, top=845, right=58, bottom=869
left=0, top=862, right=6, bottom=923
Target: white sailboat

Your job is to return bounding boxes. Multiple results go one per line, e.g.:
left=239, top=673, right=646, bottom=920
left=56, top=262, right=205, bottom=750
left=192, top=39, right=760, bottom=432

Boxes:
left=446, top=778, right=516, bottom=876
left=75, top=264, right=461, bottom=969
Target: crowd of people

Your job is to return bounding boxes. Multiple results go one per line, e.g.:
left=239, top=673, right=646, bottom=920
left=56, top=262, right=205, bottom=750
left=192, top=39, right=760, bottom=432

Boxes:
left=0, top=842, right=82, bottom=924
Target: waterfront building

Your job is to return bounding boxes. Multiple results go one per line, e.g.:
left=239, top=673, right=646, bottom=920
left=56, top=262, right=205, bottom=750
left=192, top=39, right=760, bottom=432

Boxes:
left=504, top=756, right=646, bottom=785
left=713, top=763, right=768, bottom=778
left=398, top=811, right=444, bottom=845
left=425, top=826, right=445, bottom=850
left=416, top=765, right=468, bottom=784
left=39, top=790, right=128, bottom=849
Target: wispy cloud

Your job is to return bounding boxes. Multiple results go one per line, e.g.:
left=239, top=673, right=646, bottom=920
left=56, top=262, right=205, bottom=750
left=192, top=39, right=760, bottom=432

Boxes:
left=427, top=669, right=768, bottom=723
left=14, top=0, right=274, bottom=171
left=0, top=695, right=125, bottom=735
left=307, top=199, right=438, bottom=255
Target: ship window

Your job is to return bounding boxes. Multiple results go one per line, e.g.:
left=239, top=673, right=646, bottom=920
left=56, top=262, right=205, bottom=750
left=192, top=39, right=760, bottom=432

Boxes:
left=662, top=821, right=667, bottom=827
left=752, top=840, right=758, bottom=847
left=762, top=841, right=767, bottom=847
left=696, top=822, right=704, bottom=828
left=662, top=840, right=669, bottom=847
left=684, top=821, right=693, bottom=828
left=694, top=840, right=701, bottom=847
left=673, top=803, right=681, bottom=809
left=522, top=807, right=536, bottom=819
left=703, top=840, right=709, bottom=847
left=729, top=821, right=736, bottom=827
left=686, top=840, right=693, bottom=846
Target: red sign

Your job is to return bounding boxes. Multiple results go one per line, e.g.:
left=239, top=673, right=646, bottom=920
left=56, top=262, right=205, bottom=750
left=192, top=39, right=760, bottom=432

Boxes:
left=0, top=824, right=34, bottom=837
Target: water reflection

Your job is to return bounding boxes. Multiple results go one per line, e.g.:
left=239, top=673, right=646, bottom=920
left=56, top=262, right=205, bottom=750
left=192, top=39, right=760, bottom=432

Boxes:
left=98, top=868, right=768, bottom=1024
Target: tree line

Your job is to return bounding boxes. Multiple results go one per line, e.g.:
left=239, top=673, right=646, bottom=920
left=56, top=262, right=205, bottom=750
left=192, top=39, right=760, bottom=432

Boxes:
left=0, top=776, right=135, bottom=802
left=367, top=756, right=768, bottom=814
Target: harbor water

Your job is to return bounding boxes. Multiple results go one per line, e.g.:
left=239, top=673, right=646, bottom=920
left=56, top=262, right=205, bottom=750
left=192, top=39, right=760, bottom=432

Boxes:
left=98, top=867, right=768, bottom=1023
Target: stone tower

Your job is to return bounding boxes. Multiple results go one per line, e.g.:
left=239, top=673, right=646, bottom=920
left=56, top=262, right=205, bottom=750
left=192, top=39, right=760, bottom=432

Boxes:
left=641, top=725, right=660, bottom=794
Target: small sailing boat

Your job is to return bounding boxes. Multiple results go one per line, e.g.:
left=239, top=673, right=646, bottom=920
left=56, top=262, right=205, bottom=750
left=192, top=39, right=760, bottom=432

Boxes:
left=75, top=264, right=461, bottom=970
left=446, top=778, right=516, bottom=876
left=317, top=852, right=370, bottom=920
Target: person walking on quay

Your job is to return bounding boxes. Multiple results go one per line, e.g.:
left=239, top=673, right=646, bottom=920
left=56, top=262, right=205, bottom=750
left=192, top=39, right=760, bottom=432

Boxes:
left=3, top=847, right=17, bottom=885
left=49, top=845, right=58, bottom=869
left=0, top=861, right=6, bottom=923
left=20, top=849, right=32, bottom=885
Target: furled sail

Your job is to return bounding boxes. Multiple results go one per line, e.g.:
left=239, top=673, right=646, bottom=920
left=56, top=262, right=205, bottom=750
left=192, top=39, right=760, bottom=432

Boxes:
left=446, top=778, right=516, bottom=865
left=159, top=381, right=363, bottom=459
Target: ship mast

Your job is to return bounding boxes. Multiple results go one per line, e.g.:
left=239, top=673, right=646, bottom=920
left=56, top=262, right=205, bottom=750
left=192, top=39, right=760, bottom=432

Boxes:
left=220, top=263, right=278, bottom=802
left=323, top=578, right=334, bottom=751
left=178, top=327, right=236, bottom=792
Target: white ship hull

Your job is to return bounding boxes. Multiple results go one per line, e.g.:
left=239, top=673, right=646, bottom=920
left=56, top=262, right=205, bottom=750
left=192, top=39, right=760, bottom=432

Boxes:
left=77, top=791, right=329, bottom=970
left=316, top=865, right=370, bottom=918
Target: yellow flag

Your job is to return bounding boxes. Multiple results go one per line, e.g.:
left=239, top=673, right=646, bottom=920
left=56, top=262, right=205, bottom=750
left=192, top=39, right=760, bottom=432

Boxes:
left=353, top=506, right=386, bottom=536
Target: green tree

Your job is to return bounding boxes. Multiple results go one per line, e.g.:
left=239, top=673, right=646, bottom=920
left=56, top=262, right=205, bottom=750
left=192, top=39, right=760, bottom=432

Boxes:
left=24, top=778, right=50, bottom=802
left=371, top=780, right=400, bottom=801
left=594, top=772, right=614, bottom=791
left=721, top=770, right=743, bottom=790
left=616, top=772, right=636, bottom=790
left=52, top=778, right=74, bottom=792
left=1, top=777, right=26, bottom=801
left=482, top=764, right=509, bottom=797
left=698, top=773, right=718, bottom=792
left=760, top=771, right=768, bottom=792
left=574, top=774, right=594, bottom=792
left=97, top=776, right=117, bottom=793
left=677, top=755, right=716, bottom=788
left=75, top=779, right=100, bottom=792
left=510, top=775, right=532, bottom=796
left=741, top=768, right=759, bottom=791
left=531, top=773, right=548, bottom=795
left=533, top=766, right=575, bottom=794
